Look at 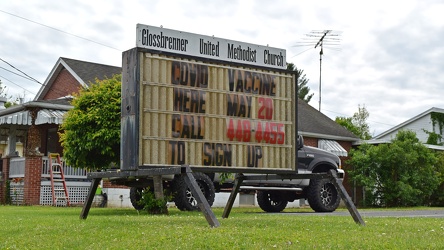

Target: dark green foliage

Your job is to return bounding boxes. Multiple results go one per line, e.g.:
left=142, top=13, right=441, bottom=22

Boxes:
left=336, top=117, right=361, bottom=137
left=5, top=180, right=11, bottom=205
left=336, top=104, right=372, bottom=140
left=59, top=74, right=121, bottom=170
left=430, top=152, right=444, bottom=206
left=137, top=187, right=169, bottom=214
left=287, top=62, right=313, bottom=103
left=423, top=129, right=443, bottom=145
left=430, top=112, right=444, bottom=134
left=348, top=130, right=441, bottom=207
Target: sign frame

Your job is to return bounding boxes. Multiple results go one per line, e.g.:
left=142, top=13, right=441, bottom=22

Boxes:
left=120, top=47, right=297, bottom=174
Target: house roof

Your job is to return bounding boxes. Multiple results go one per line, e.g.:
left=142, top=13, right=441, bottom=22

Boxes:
left=373, top=107, right=444, bottom=139
left=0, top=98, right=73, bottom=141
left=35, top=57, right=121, bottom=100
left=297, top=99, right=359, bottom=141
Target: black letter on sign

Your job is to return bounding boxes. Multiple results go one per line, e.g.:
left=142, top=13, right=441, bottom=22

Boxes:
left=171, top=61, right=181, bottom=85
left=169, top=141, right=186, bottom=165
left=203, top=142, right=212, bottom=166
left=247, top=145, right=263, bottom=168
left=226, top=94, right=238, bottom=116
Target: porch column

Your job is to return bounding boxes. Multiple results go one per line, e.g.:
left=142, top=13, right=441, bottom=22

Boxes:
left=0, top=156, right=11, bottom=204
left=7, top=127, right=18, bottom=156
left=23, top=156, right=42, bottom=205
left=23, top=108, right=43, bottom=205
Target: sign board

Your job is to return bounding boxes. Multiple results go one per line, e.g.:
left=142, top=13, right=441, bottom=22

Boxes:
left=136, top=24, right=286, bottom=70
left=121, top=25, right=297, bottom=172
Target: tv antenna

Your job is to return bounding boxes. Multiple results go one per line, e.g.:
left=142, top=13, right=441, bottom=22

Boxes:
left=295, top=30, right=341, bottom=111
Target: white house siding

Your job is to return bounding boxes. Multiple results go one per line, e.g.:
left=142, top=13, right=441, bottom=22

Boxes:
left=377, top=114, right=433, bottom=143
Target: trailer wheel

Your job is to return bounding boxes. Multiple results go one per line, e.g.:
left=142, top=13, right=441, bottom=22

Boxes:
left=307, top=178, right=340, bottom=212
left=257, top=191, right=288, bottom=212
left=129, top=187, right=145, bottom=210
left=172, top=172, right=215, bottom=211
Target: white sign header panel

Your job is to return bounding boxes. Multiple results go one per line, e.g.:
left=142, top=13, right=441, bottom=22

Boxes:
left=136, top=24, right=286, bottom=70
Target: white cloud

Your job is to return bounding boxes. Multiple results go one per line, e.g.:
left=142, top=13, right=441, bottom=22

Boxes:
left=1, top=0, right=443, bottom=136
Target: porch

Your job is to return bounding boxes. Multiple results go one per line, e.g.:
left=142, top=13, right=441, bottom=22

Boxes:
left=5, top=156, right=91, bottom=205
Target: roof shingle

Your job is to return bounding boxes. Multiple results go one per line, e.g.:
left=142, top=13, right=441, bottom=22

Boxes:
left=298, top=99, right=358, bottom=140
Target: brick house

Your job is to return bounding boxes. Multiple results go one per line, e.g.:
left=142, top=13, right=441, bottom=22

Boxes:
left=0, top=58, right=120, bottom=205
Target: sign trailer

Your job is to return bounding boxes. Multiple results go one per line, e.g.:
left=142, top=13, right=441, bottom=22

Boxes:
left=80, top=24, right=364, bottom=227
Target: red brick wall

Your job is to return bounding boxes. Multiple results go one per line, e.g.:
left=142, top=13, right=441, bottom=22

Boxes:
left=23, top=157, right=42, bottom=205
left=303, top=136, right=318, bottom=147
left=103, top=180, right=129, bottom=189
left=43, top=69, right=82, bottom=100
left=0, top=157, right=11, bottom=204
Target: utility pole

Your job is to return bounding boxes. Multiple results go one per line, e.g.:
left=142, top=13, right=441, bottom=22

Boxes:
left=319, top=46, right=323, bottom=112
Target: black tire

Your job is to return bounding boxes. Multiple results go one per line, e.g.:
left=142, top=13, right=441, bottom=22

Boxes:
left=129, top=187, right=145, bottom=210
left=172, top=172, right=215, bottom=211
left=307, top=178, right=340, bottom=212
left=257, top=191, right=288, bottom=212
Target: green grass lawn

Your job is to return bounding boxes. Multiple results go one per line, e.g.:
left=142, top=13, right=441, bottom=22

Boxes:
left=1, top=205, right=443, bottom=249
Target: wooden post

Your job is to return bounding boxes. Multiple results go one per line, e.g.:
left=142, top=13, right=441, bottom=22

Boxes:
left=182, top=166, right=220, bottom=228
left=329, top=170, right=365, bottom=226
left=80, top=178, right=101, bottom=219
left=153, top=175, right=164, bottom=199
left=222, top=173, right=244, bottom=219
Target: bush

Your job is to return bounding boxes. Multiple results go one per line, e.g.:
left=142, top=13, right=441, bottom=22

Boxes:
left=59, top=74, right=121, bottom=170
left=137, top=187, right=170, bottom=214
left=430, top=152, right=444, bottom=206
left=348, top=130, right=441, bottom=207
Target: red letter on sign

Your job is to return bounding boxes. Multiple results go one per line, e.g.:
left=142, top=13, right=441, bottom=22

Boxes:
left=258, top=97, right=273, bottom=120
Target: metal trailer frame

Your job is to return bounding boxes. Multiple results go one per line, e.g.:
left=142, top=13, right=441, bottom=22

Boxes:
left=80, top=166, right=365, bottom=227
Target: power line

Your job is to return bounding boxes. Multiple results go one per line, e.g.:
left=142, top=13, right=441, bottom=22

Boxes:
left=0, top=9, right=124, bottom=99
left=323, top=108, right=397, bottom=128
left=0, top=57, right=79, bottom=99
left=0, top=9, right=123, bottom=52
left=0, top=65, right=38, bottom=83
left=0, top=57, right=43, bottom=85
left=0, top=74, right=36, bottom=95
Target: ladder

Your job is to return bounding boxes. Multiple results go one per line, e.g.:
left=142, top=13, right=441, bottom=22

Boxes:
left=49, top=153, right=70, bottom=206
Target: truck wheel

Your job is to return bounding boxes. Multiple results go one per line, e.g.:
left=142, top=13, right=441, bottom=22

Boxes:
left=307, top=178, right=340, bottom=212
left=257, top=191, right=288, bottom=212
left=172, top=172, right=215, bottom=211
left=129, top=187, right=145, bottom=210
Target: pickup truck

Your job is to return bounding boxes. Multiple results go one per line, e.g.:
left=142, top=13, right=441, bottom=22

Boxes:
left=128, top=135, right=344, bottom=213
left=241, top=135, right=344, bottom=212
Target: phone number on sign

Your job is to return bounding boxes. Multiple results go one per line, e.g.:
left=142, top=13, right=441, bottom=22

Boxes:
left=226, top=118, right=285, bottom=144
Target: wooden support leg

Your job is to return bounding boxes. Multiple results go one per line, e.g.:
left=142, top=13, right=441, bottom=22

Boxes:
left=153, top=175, right=164, bottom=199
left=329, top=170, right=365, bottom=226
left=222, top=173, right=244, bottom=219
left=182, top=166, right=220, bottom=228
left=80, top=178, right=101, bottom=220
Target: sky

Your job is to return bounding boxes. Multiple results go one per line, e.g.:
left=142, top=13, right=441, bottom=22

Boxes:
left=1, top=0, right=444, bottom=137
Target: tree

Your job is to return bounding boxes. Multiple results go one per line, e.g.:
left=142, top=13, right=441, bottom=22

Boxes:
left=287, top=62, right=313, bottom=103
left=59, top=74, right=121, bottom=170
left=348, top=130, right=441, bottom=207
left=0, top=79, right=7, bottom=97
left=335, top=104, right=372, bottom=140
left=430, top=152, right=444, bottom=206
left=0, top=79, right=19, bottom=108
